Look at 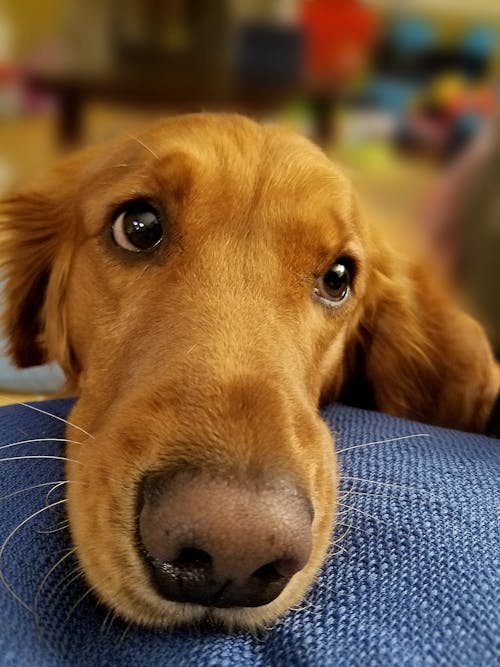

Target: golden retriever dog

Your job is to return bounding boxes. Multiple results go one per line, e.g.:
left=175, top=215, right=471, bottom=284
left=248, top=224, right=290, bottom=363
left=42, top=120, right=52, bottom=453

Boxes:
left=0, top=114, right=498, bottom=630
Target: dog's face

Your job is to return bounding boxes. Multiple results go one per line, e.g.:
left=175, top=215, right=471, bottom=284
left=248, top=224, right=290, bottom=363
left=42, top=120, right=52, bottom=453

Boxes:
left=1, top=114, right=497, bottom=629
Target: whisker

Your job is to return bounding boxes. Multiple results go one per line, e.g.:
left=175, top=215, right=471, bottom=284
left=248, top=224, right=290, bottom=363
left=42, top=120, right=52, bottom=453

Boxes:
left=343, top=489, right=399, bottom=500
left=65, top=585, right=96, bottom=622
left=36, top=520, right=69, bottom=535
left=44, top=480, right=71, bottom=506
left=0, top=437, right=85, bottom=452
left=289, top=598, right=320, bottom=614
left=328, top=532, right=349, bottom=555
left=338, top=482, right=356, bottom=502
left=336, top=521, right=369, bottom=535
left=118, top=621, right=133, bottom=645
left=0, top=454, right=123, bottom=488
left=338, top=502, right=390, bottom=527
left=48, top=566, right=85, bottom=606
left=125, top=132, right=160, bottom=160
left=34, top=547, right=77, bottom=621
left=339, top=479, right=398, bottom=501
left=35, top=566, right=85, bottom=630
left=0, top=455, right=82, bottom=465
left=339, top=475, right=438, bottom=498
left=333, top=523, right=354, bottom=544
left=329, top=543, right=348, bottom=556
left=101, top=608, right=118, bottom=636
left=0, top=451, right=125, bottom=487
left=18, top=402, right=94, bottom=440
left=0, top=480, right=67, bottom=501
left=0, top=498, right=67, bottom=612
left=337, top=433, right=430, bottom=454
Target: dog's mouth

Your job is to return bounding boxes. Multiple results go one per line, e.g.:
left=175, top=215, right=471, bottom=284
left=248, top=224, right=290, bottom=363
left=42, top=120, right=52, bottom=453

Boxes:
left=67, top=460, right=335, bottom=629
left=65, top=398, right=338, bottom=629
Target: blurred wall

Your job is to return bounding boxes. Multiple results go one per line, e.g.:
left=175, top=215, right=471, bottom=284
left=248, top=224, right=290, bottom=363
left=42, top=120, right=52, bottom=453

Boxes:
left=3, top=0, right=63, bottom=57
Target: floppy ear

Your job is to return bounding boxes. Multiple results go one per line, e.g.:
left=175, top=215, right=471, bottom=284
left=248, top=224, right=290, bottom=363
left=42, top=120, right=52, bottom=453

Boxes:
left=342, top=238, right=498, bottom=433
left=0, top=160, right=81, bottom=384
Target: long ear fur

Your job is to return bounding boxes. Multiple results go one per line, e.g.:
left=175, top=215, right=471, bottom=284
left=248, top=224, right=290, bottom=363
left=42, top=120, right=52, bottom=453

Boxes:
left=0, top=162, right=80, bottom=383
left=342, top=236, right=498, bottom=432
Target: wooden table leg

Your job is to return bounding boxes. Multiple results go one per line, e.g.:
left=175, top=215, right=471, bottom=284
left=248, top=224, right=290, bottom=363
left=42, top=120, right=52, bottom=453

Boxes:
left=56, top=90, right=84, bottom=146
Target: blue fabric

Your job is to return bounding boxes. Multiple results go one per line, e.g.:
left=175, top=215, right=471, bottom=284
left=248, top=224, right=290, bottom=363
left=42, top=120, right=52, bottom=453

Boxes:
left=0, top=400, right=498, bottom=667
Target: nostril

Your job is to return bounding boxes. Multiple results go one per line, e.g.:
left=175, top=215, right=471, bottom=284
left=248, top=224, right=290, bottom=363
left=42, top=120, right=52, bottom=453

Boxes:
left=173, top=547, right=212, bottom=571
left=138, top=469, right=313, bottom=607
left=252, top=562, right=283, bottom=586
left=252, top=558, right=300, bottom=585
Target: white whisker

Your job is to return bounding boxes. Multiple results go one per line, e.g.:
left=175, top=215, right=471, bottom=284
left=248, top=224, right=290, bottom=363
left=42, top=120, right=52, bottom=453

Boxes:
left=0, top=480, right=66, bottom=501
left=44, top=480, right=72, bottom=506
left=334, top=523, right=354, bottom=543
left=118, top=621, right=133, bottom=645
left=125, top=132, right=159, bottom=160
left=336, top=521, right=369, bottom=535
left=0, top=437, right=85, bottom=451
left=338, top=502, right=390, bottom=527
left=36, top=520, right=69, bottom=535
left=49, top=566, right=84, bottom=605
left=18, top=402, right=94, bottom=440
left=289, top=598, right=320, bottom=613
left=337, top=433, right=430, bottom=454
left=34, top=547, right=77, bottom=621
left=343, top=489, right=398, bottom=500
left=0, top=455, right=82, bottom=465
left=0, top=498, right=67, bottom=612
left=101, top=607, right=118, bottom=636
left=66, top=585, right=96, bottom=622
left=328, top=542, right=348, bottom=556
left=340, top=475, right=437, bottom=498
left=338, top=482, right=356, bottom=502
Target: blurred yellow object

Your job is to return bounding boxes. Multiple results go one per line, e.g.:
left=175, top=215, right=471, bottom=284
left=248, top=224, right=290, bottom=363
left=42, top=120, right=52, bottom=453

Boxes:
left=0, top=392, right=45, bottom=407
left=430, top=73, right=466, bottom=107
left=334, top=139, right=395, bottom=173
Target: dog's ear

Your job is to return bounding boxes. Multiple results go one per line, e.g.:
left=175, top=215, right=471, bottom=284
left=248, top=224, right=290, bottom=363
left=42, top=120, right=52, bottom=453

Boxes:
left=341, top=238, right=498, bottom=432
left=0, top=157, right=82, bottom=382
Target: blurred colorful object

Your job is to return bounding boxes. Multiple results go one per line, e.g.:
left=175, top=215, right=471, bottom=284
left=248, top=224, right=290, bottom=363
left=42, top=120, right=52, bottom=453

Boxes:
left=300, top=0, right=379, bottom=84
left=397, top=74, right=497, bottom=161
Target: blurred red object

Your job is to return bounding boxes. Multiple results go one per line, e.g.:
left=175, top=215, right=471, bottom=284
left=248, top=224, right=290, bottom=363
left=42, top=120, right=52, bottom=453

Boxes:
left=301, top=0, right=380, bottom=85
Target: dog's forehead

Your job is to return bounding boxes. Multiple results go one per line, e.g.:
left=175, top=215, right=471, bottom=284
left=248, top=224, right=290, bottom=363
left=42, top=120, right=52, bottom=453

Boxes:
left=84, top=115, right=360, bottom=251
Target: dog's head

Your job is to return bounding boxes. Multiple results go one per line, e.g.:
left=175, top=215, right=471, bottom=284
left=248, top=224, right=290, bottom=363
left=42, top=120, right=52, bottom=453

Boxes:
left=1, top=114, right=497, bottom=629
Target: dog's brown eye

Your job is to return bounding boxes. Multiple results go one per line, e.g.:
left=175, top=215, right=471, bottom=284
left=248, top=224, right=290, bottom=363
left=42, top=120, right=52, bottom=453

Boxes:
left=314, top=259, right=352, bottom=306
left=112, top=203, right=163, bottom=252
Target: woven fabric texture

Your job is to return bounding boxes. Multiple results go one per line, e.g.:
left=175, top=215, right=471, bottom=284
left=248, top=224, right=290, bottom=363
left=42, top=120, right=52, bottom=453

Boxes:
left=0, top=399, right=498, bottom=667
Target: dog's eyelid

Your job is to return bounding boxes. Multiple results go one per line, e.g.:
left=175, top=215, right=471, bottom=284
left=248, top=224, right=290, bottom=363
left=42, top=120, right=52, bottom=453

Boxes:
left=108, top=196, right=163, bottom=221
left=313, top=285, right=352, bottom=309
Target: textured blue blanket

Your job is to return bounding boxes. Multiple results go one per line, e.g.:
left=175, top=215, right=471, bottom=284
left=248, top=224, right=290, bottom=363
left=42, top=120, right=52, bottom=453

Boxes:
left=0, top=400, right=498, bottom=666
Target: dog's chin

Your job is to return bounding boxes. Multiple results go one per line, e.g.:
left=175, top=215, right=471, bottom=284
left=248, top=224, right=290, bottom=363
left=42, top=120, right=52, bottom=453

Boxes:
left=110, top=590, right=302, bottom=632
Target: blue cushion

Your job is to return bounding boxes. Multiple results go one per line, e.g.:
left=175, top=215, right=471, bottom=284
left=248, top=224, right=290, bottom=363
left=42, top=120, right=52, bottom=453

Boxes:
left=0, top=400, right=498, bottom=666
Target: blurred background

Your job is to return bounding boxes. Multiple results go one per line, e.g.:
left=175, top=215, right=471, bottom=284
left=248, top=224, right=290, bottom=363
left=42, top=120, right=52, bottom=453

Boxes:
left=0, top=0, right=498, bottom=399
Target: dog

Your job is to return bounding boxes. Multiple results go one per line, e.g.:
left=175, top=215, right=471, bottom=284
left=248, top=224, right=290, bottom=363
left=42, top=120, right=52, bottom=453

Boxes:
left=1, top=114, right=498, bottom=630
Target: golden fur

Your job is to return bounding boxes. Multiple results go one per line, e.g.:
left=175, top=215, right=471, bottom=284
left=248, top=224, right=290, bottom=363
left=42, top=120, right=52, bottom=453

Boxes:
left=0, top=114, right=498, bottom=629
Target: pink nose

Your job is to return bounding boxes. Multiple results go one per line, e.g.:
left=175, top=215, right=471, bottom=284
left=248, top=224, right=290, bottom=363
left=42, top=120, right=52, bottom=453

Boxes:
left=138, top=470, right=313, bottom=608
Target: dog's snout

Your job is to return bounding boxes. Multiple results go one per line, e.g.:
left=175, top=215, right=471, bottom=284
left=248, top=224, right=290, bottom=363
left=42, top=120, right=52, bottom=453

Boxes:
left=137, top=470, right=313, bottom=608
